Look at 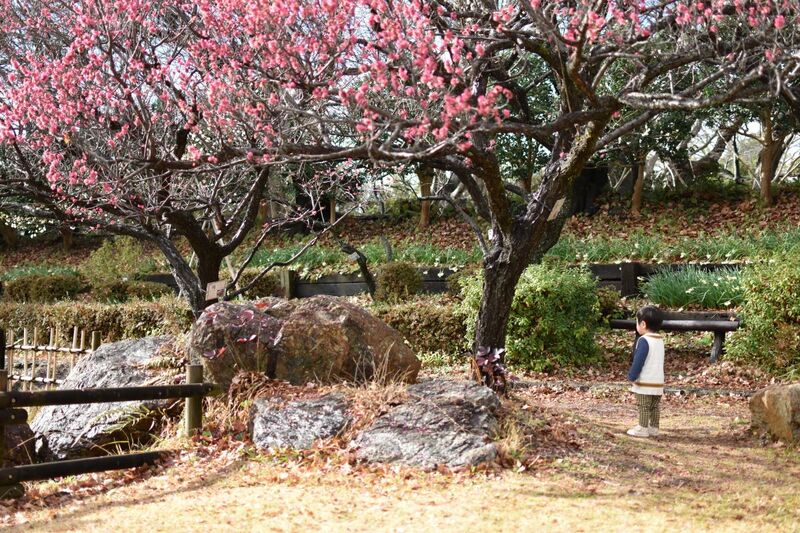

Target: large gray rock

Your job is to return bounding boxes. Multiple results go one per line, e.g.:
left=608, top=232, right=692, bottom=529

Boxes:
left=352, top=379, right=500, bottom=469
left=30, top=336, right=173, bottom=459
left=189, top=296, right=420, bottom=390
left=750, top=383, right=800, bottom=442
left=249, top=393, right=350, bottom=450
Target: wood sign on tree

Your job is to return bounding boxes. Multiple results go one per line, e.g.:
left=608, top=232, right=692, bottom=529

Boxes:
left=1, top=0, right=798, bottom=355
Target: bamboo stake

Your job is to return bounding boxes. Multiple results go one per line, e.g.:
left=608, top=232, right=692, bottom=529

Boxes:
left=71, top=327, right=80, bottom=372
left=46, top=328, right=54, bottom=389
left=7, top=331, right=13, bottom=380
left=23, top=329, right=29, bottom=392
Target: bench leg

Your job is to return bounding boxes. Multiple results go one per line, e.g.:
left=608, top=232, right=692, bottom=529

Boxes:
left=710, top=331, right=725, bottom=363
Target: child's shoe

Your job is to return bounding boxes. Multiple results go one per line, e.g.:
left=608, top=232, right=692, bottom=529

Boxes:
left=626, top=425, right=650, bottom=437
left=648, top=427, right=660, bottom=437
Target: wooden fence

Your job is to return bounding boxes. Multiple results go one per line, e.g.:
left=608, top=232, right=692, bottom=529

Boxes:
left=287, top=267, right=454, bottom=298
left=0, top=364, right=215, bottom=498
left=281, top=263, right=738, bottom=298
left=1, top=327, right=100, bottom=390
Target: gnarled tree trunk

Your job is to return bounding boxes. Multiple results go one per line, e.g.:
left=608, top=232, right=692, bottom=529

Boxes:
left=471, top=115, right=610, bottom=354
left=758, top=109, right=785, bottom=207
left=417, top=165, right=434, bottom=228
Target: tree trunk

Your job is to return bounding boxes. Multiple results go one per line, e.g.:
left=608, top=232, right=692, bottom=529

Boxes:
left=152, top=236, right=206, bottom=314
left=417, top=166, right=434, bottom=228
left=328, top=196, right=337, bottom=224
left=59, top=225, right=73, bottom=250
left=631, top=161, right=645, bottom=216
left=196, top=252, right=223, bottom=301
left=517, top=175, right=532, bottom=194
left=760, top=143, right=778, bottom=206
left=0, top=219, right=18, bottom=248
left=473, top=253, right=528, bottom=351
left=468, top=112, right=610, bottom=358
left=733, top=135, right=741, bottom=184
left=759, top=109, right=783, bottom=207
left=256, top=199, right=270, bottom=227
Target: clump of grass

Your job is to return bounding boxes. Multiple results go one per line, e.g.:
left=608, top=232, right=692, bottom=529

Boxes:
left=0, top=265, right=80, bottom=281
left=642, top=266, right=744, bottom=309
left=547, top=227, right=800, bottom=265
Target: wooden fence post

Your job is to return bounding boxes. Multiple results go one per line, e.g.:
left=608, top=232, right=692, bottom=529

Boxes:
left=0, top=329, right=5, bottom=372
left=279, top=268, right=295, bottom=299
left=0, top=369, right=23, bottom=498
left=0, top=369, right=6, bottom=474
left=91, top=332, right=101, bottom=352
left=620, top=262, right=641, bottom=297
left=185, top=365, right=203, bottom=436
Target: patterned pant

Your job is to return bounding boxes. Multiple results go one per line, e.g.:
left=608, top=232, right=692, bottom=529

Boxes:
left=636, top=393, right=661, bottom=428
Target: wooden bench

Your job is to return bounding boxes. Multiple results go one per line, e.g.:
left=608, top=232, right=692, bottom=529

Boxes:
left=608, top=319, right=740, bottom=362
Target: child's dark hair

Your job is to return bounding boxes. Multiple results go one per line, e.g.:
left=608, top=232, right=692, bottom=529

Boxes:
left=636, top=305, right=663, bottom=331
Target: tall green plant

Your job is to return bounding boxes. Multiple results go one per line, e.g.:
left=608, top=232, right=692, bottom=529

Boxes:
left=642, top=266, right=743, bottom=309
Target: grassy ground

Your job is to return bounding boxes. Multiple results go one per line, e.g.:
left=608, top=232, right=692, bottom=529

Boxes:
left=4, top=372, right=798, bottom=532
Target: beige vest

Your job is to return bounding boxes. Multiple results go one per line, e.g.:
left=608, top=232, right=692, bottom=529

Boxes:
left=631, top=333, right=664, bottom=396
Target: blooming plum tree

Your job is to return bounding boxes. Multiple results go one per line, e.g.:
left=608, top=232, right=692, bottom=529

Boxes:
left=1, top=0, right=798, bottom=344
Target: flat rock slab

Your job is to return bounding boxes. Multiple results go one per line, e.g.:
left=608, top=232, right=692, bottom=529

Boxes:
left=352, top=379, right=500, bottom=469
left=249, top=393, right=351, bottom=450
left=30, top=336, right=173, bottom=459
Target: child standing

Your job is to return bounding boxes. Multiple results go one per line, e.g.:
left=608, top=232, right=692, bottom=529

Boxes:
left=627, top=306, right=665, bottom=438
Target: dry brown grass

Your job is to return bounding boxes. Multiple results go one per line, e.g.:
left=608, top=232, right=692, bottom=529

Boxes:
left=4, top=375, right=800, bottom=532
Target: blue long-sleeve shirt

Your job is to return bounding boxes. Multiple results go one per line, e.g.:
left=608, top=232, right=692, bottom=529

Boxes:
left=628, top=337, right=649, bottom=381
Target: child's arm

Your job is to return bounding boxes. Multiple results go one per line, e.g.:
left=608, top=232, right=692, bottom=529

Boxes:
left=627, top=337, right=649, bottom=381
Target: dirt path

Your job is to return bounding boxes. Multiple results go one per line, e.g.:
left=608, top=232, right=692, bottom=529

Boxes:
left=4, top=383, right=799, bottom=533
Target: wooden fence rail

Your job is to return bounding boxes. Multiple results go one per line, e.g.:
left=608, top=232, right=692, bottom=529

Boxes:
left=0, top=364, right=215, bottom=498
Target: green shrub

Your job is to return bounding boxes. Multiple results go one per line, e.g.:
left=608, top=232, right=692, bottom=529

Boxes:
left=728, top=254, right=800, bottom=375
left=2, top=273, right=87, bottom=302
left=0, top=298, right=193, bottom=343
left=81, top=236, right=155, bottom=283
left=642, top=266, right=743, bottom=309
left=372, top=296, right=466, bottom=355
left=237, top=269, right=282, bottom=299
left=458, top=264, right=602, bottom=372
left=596, top=285, right=623, bottom=318
left=374, top=262, right=422, bottom=302
left=445, top=267, right=478, bottom=298
left=92, top=280, right=173, bottom=303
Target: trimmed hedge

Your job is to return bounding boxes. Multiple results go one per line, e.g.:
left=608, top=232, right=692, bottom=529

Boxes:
left=372, top=296, right=466, bottom=355
left=374, top=261, right=422, bottom=302
left=2, top=273, right=87, bottom=303
left=0, top=298, right=194, bottom=343
left=237, top=269, right=282, bottom=299
left=91, top=280, right=174, bottom=303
